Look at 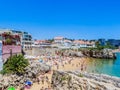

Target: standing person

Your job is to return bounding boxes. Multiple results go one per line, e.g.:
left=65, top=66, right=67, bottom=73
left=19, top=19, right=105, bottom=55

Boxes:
left=57, top=65, right=59, bottom=69
left=48, top=86, right=51, bottom=90
left=45, top=76, right=49, bottom=82
left=81, top=64, right=83, bottom=71
left=20, top=87, right=24, bottom=90
left=72, top=64, right=74, bottom=66
left=42, top=78, right=44, bottom=84
left=84, top=64, right=87, bottom=71
left=37, top=77, right=40, bottom=84
left=40, top=87, right=44, bottom=90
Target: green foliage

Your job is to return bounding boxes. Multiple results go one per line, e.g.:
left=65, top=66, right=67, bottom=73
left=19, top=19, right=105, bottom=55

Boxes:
left=2, top=54, right=29, bottom=75
left=61, top=75, right=72, bottom=81
left=104, top=41, right=116, bottom=49
left=95, top=41, right=116, bottom=50
left=6, top=38, right=12, bottom=45
left=0, top=69, right=7, bottom=75
left=78, top=73, right=83, bottom=77
left=47, top=39, right=54, bottom=43
left=95, top=41, right=103, bottom=50
left=68, top=76, right=72, bottom=81
left=61, top=76, right=67, bottom=81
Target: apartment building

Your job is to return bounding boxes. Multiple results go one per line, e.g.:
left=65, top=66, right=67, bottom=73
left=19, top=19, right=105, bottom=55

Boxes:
left=0, top=29, right=33, bottom=49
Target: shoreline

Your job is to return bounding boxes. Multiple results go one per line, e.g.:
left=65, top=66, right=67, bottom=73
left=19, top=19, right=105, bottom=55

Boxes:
left=1, top=55, right=120, bottom=90
left=85, top=57, right=120, bottom=78
left=21, top=56, right=120, bottom=90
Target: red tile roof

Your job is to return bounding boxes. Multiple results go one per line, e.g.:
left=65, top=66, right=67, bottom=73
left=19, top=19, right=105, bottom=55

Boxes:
left=54, top=36, right=64, bottom=40
left=73, top=40, right=95, bottom=45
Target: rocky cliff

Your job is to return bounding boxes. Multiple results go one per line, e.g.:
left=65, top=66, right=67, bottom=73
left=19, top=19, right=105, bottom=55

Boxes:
left=82, top=49, right=116, bottom=59
left=52, top=71, right=120, bottom=90
left=0, top=60, right=50, bottom=89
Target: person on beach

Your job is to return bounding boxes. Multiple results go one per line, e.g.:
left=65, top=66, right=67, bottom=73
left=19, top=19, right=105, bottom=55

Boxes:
left=37, top=77, right=40, bottom=84
left=47, top=86, right=51, bottom=90
left=42, top=79, right=44, bottom=84
left=44, top=88, right=48, bottom=90
left=76, top=64, right=78, bottom=67
left=81, top=65, right=83, bottom=71
left=40, top=87, right=44, bottom=90
left=57, top=65, right=59, bottom=69
left=62, top=64, right=64, bottom=67
left=46, top=76, right=49, bottom=81
left=72, top=64, right=74, bottom=66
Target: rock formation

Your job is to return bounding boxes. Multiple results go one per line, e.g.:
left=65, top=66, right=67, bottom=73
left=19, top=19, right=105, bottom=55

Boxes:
left=52, top=71, right=120, bottom=90
left=0, top=60, right=51, bottom=89
left=81, top=49, right=116, bottom=59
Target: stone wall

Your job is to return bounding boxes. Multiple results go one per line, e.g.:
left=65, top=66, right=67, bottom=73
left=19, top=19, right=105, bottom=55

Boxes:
left=24, top=47, right=58, bottom=56
left=2, top=45, right=21, bottom=61
left=24, top=47, right=84, bottom=58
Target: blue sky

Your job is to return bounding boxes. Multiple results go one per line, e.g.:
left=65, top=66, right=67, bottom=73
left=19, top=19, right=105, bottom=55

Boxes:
left=0, top=0, right=120, bottom=40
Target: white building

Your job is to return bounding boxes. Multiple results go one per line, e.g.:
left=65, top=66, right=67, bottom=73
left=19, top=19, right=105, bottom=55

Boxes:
left=11, top=30, right=33, bottom=50
left=73, top=40, right=95, bottom=48
left=53, top=36, right=73, bottom=48
left=0, top=29, right=33, bottom=50
left=54, top=36, right=64, bottom=44
left=33, top=40, right=51, bottom=47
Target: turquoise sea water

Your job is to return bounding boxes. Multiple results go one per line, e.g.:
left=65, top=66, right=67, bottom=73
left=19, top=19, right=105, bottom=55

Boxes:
left=86, top=53, right=120, bottom=77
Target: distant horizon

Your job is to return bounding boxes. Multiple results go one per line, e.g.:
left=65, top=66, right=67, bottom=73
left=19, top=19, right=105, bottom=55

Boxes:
left=0, top=0, right=120, bottom=40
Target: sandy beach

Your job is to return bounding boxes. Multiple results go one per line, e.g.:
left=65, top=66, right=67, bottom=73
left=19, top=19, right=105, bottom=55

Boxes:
left=19, top=57, right=87, bottom=90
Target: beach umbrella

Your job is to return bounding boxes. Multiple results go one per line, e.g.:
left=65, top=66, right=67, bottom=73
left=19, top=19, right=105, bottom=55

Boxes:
left=39, top=59, right=43, bottom=63
left=8, top=86, right=15, bottom=90
left=25, top=81, right=32, bottom=85
left=54, top=62, right=57, bottom=65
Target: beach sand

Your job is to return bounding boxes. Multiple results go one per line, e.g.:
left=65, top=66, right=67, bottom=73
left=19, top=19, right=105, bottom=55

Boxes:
left=17, top=57, right=87, bottom=90
left=17, top=57, right=89, bottom=90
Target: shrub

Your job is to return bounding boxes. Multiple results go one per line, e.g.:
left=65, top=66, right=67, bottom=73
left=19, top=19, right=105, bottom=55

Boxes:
left=61, top=76, right=67, bottom=81
left=6, top=38, right=12, bottom=45
left=78, top=73, right=83, bottom=77
left=2, top=54, right=29, bottom=75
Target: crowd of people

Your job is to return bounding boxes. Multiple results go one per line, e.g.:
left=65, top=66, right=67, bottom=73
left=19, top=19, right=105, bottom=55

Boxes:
left=38, top=50, right=87, bottom=71
left=24, top=50, right=87, bottom=90
left=36, top=72, right=51, bottom=90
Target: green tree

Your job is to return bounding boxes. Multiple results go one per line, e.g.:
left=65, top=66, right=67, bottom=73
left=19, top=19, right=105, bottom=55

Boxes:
left=2, top=54, right=29, bottom=75
left=95, top=41, right=104, bottom=50
left=6, top=38, right=12, bottom=45
left=48, top=39, right=54, bottom=43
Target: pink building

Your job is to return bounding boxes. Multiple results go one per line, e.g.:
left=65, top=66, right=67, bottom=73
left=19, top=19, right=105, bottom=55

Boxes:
left=0, top=32, right=22, bottom=62
left=2, top=45, right=21, bottom=62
